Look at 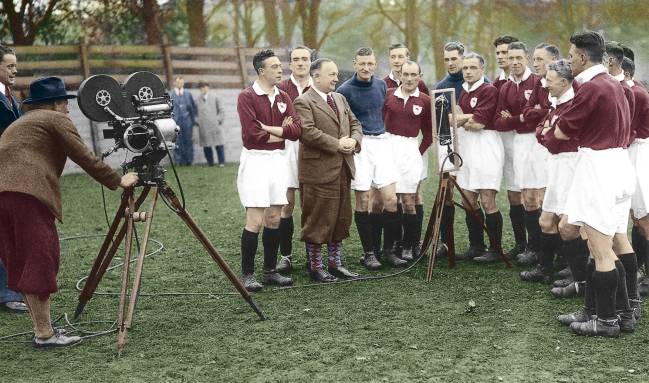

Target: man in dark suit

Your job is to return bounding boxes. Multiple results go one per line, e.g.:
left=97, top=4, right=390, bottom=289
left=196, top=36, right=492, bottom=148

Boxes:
left=170, top=76, right=197, bottom=165
left=294, top=58, right=363, bottom=282
left=0, top=44, right=27, bottom=313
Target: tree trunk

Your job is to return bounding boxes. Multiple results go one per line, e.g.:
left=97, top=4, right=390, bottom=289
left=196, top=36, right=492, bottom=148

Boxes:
left=263, top=0, right=280, bottom=46
left=279, top=0, right=298, bottom=46
left=141, top=0, right=164, bottom=44
left=187, top=0, right=206, bottom=46
left=2, top=0, right=60, bottom=45
left=405, top=0, right=418, bottom=59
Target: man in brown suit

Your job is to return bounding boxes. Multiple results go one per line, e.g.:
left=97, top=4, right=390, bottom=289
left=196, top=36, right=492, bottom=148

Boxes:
left=294, top=58, right=363, bottom=282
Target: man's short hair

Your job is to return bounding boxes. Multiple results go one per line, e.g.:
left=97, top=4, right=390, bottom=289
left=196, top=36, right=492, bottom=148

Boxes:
left=605, top=41, right=625, bottom=65
left=355, top=47, right=374, bottom=58
left=622, top=57, right=635, bottom=77
left=402, top=60, right=421, bottom=74
left=444, top=41, right=465, bottom=55
left=463, top=52, right=485, bottom=67
left=389, top=43, right=409, bottom=54
left=309, top=58, right=334, bottom=77
left=174, top=75, right=184, bottom=81
left=0, top=45, right=15, bottom=61
left=547, top=59, right=574, bottom=82
left=197, top=81, right=209, bottom=88
left=508, top=41, right=528, bottom=53
left=253, top=49, right=276, bottom=74
left=290, top=45, right=312, bottom=60
left=621, top=44, right=635, bottom=61
left=535, top=43, right=561, bottom=60
left=569, top=31, right=605, bottom=64
left=493, top=35, right=519, bottom=47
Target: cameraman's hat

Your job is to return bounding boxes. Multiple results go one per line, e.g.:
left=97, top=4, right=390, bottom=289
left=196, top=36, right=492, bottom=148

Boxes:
left=23, top=76, right=77, bottom=105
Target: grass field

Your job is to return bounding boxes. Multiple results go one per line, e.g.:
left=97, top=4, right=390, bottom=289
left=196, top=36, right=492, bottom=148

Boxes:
left=1, top=164, right=647, bottom=383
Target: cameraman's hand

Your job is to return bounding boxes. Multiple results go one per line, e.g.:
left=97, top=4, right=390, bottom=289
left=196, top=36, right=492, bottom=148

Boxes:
left=120, top=172, right=139, bottom=189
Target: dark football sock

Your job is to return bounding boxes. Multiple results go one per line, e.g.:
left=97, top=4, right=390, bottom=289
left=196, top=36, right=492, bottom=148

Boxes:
left=593, top=269, right=618, bottom=320
left=415, top=204, right=425, bottom=246
left=440, top=204, right=455, bottom=244
left=524, top=208, right=542, bottom=251
left=354, top=211, right=373, bottom=253
left=396, top=203, right=404, bottom=250
left=509, top=204, right=526, bottom=246
left=631, top=226, right=645, bottom=270
left=369, top=212, right=383, bottom=254
left=278, top=217, right=294, bottom=257
left=613, top=260, right=631, bottom=314
left=382, top=210, right=400, bottom=251
left=465, top=209, right=485, bottom=248
left=618, top=254, right=639, bottom=300
left=539, top=233, right=561, bottom=271
left=485, top=211, right=503, bottom=250
left=403, top=213, right=418, bottom=249
left=563, top=238, right=587, bottom=282
left=262, top=227, right=280, bottom=271
left=240, top=229, right=258, bottom=274
left=584, top=259, right=596, bottom=313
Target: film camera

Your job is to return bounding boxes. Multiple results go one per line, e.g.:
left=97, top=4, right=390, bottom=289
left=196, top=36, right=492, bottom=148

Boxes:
left=434, top=94, right=452, bottom=146
left=77, top=72, right=179, bottom=185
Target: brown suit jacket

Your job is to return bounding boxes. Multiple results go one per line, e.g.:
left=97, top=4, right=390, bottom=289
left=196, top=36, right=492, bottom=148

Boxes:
left=294, top=88, right=362, bottom=185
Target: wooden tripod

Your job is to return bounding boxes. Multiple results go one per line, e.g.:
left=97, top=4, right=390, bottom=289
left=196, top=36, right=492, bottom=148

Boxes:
left=74, top=183, right=266, bottom=354
left=420, top=172, right=512, bottom=282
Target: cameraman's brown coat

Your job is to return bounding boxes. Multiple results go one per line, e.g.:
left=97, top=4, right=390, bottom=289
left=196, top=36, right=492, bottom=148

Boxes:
left=294, top=88, right=362, bottom=244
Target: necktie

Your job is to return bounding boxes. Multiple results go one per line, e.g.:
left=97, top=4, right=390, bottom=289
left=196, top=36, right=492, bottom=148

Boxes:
left=327, top=94, right=338, bottom=117
left=5, top=87, right=13, bottom=109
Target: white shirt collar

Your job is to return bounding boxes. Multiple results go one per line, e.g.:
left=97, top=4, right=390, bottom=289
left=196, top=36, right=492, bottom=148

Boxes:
left=253, top=80, right=280, bottom=105
left=0, top=82, right=6, bottom=96
left=541, top=77, right=548, bottom=88
left=575, top=64, right=607, bottom=85
left=312, top=86, right=331, bottom=103
left=389, top=71, right=400, bottom=85
left=498, top=70, right=507, bottom=81
left=627, top=80, right=635, bottom=87
left=550, top=86, right=575, bottom=108
left=509, top=67, right=532, bottom=84
left=290, top=74, right=313, bottom=96
left=394, top=86, right=420, bottom=105
left=611, top=72, right=625, bottom=82
left=462, top=77, right=485, bottom=93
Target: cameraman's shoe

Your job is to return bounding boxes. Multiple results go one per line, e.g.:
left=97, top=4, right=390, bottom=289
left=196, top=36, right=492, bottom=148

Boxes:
left=263, top=270, right=293, bottom=286
left=360, top=252, right=382, bottom=270
left=242, top=274, right=263, bottom=292
left=33, top=328, right=82, bottom=349
left=618, top=311, right=636, bottom=333
left=550, top=281, right=583, bottom=298
left=473, top=248, right=499, bottom=263
left=383, top=249, right=407, bottom=267
left=276, top=255, right=293, bottom=274
left=558, top=307, right=594, bottom=326
left=520, top=265, right=552, bottom=284
left=570, top=317, right=620, bottom=338
left=516, top=249, right=539, bottom=265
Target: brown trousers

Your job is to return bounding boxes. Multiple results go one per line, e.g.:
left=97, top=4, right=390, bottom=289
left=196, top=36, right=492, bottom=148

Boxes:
left=300, top=166, right=352, bottom=244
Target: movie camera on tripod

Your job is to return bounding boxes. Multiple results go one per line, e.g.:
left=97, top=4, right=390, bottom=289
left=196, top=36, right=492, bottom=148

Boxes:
left=78, top=72, right=179, bottom=185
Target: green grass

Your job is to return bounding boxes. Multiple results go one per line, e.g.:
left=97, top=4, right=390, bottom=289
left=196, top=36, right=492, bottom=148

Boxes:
left=1, top=164, right=647, bottom=383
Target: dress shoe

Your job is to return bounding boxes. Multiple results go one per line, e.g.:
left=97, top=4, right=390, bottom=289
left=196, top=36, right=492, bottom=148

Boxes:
left=618, top=311, right=636, bottom=333
left=360, top=252, right=382, bottom=270
left=309, top=268, right=338, bottom=283
left=328, top=266, right=359, bottom=279
left=276, top=255, right=293, bottom=274
left=263, top=270, right=293, bottom=286
left=630, top=299, right=642, bottom=320
left=639, top=276, right=649, bottom=297
left=401, top=248, right=414, bottom=262
left=2, top=301, right=29, bottom=313
left=557, top=307, right=594, bottom=326
left=383, top=249, right=407, bottom=267
left=506, top=243, right=526, bottom=259
left=520, top=265, right=552, bottom=284
left=241, top=274, right=263, bottom=292
left=554, top=266, right=572, bottom=279
left=473, top=248, right=499, bottom=263
left=462, top=246, right=486, bottom=260
left=516, top=249, right=539, bottom=265
left=570, top=317, right=620, bottom=338
left=550, top=281, right=583, bottom=298
left=33, top=328, right=82, bottom=349
left=553, top=276, right=575, bottom=288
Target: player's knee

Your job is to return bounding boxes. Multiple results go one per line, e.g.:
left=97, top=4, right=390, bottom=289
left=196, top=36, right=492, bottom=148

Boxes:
left=382, top=194, right=398, bottom=212
left=558, top=220, right=579, bottom=241
left=264, top=211, right=281, bottom=228
left=539, top=214, right=556, bottom=233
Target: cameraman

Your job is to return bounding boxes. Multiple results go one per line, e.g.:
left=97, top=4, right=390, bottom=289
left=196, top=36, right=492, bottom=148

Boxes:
left=0, top=77, right=138, bottom=348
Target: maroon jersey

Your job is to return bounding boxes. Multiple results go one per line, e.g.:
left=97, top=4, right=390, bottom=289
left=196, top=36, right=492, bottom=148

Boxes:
left=522, top=78, right=550, bottom=132
left=383, top=73, right=430, bottom=95
left=630, top=81, right=649, bottom=140
left=494, top=71, right=540, bottom=133
left=493, top=71, right=508, bottom=91
left=277, top=76, right=311, bottom=102
left=557, top=71, right=630, bottom=150
left=457, top=79, right=499, bottom=130
left=383, top=87, right=433, bottom=154
left=537, top=93, right=577, bottom=154
left=620, top=79, right=636, bottom=144
left=237, top=85, right=301, bottom=150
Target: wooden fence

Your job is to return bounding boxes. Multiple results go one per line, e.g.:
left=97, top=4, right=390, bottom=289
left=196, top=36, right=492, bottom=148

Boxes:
left=11, top=43, right=290, bottom=92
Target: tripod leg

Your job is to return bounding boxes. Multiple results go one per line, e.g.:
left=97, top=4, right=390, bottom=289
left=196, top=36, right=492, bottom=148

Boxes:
left=75, top=187, right=152, bottom=319
left=160, top=185, right=267, bottom=320
left=125, top=188, right=159, bottom=328
left=426, top=175, right=449, bottom=281
left=116, top=193, right=136, bottom=354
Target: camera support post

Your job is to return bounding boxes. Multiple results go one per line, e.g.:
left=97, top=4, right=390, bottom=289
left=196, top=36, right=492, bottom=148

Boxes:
left=420, top=88, right=510, bottom=282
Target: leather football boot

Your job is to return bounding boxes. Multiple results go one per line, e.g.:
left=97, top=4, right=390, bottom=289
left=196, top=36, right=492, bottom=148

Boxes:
left=383, top=249, right=407, bottom=267
left=520, top=265, right=552, bottom=284
left=550, top=281, right=583, bottom=298
left=276, top=255, right=293, bottom=274
left=506, top=243, right=526, bottom=259
left=262, top=270, right=293, bottom=286
left=557, top=307, right=594, bottom=326
left=553, top=276, right=575, bottom=288
left=361, top=252, right=382, bottom=270
left=570, top=317, right=620, bottom=338
left=516, top=249, right=539, bottom=265
left=639, top=276, right=649, bottom=297
left=241, top=274, right=263, bottom=292
left=462, top=246, right=487, bottom=261
left=554, top=266, right=572, bottom=279
left=618, top=311, right=636, bottom=333
left=630, top=299, right=642, bottom=320
left=309, top=268, right=338, bottom=283
left=328, top=265, right=360, bottom=279
left=401, top=248, right=414, bottom=262
left=435, top=243, right=448, bottom=259
left=473, top=248, right=499, bottom=263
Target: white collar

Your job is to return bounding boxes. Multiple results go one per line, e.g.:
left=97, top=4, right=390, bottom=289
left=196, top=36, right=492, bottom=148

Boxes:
left=462, top=77, right=485, bottom=93
left=550, top=86, right=575, bottom=108
left=312, top=86, right=331, bottom=103
left=290, top=74, right=313, bottom=96
left=610, top=71, right=625, bottom=82
left=0, top=82, right=6, bottom=96
left=394, top=85, right=420, bottom=100
left=253, top=81, right=280, bottom=105
left=541, top=77, right=548, bottom=88
left=389, top=71, right=401, bottom=85
left=509, top=67, right=532, bottom=84
left=575, top=64, right=607, bottom=85
left=627, top=80, right=635, bottom=87
left=498, top=70, right=507, bottom=81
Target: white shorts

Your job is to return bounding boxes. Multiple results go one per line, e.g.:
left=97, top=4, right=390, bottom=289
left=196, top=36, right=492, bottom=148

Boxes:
left=389, top=133, right=423, bottom=194
left=513, top=132, right=549, bottom=189
left=456, top=128, right=504, bottom=191
left=237, top=148, right=289, bottom=207
left=420, top=146, right=429, bottom=181
left=351, top=134, right=398, bottom=191
left=285, top=140, right=300, bottom=189
left=630, top=138, right=649, bottom=219
left=542, top=152, right=578, bottom=216
left=565, top=147, right=635, bottom=236
left=498, top=130, right=520, bottom=192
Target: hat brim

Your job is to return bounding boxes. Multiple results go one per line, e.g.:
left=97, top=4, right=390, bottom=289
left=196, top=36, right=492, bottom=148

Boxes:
left=23, top=93, right=77, bottom=105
